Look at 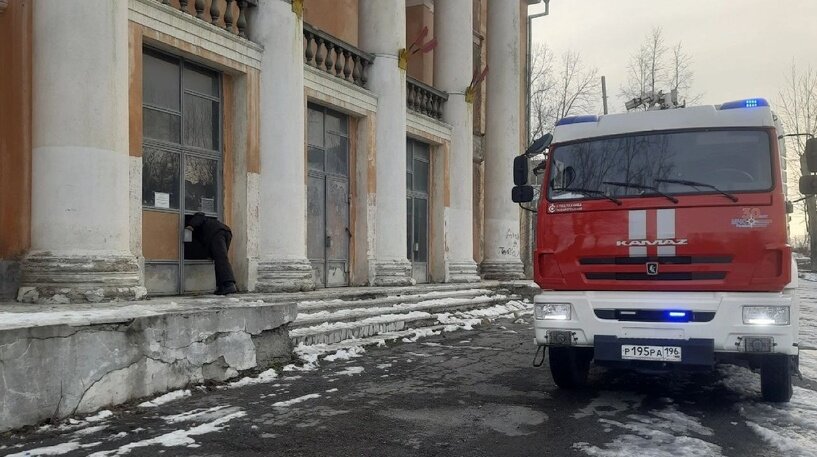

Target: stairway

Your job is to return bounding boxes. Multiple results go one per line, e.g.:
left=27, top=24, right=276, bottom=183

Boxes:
left=290, top=284, right=522, bottom=346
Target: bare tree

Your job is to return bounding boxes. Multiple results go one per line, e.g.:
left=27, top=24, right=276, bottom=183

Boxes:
left=777, top=63, right=817, bottom=260
left=529, top=45, right=599, bottom=142
left=620, top=27, right=700, bottom=107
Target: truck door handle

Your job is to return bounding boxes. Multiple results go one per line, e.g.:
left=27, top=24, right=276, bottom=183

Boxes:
left=325, top=235, right=331, bottom=248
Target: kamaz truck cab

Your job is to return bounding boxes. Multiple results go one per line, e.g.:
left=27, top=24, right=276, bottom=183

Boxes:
left=513, top=98, right=817, bottom=402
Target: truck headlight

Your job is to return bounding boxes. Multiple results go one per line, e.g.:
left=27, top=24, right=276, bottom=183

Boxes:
left=535, top=303, right=571, bottom=320
left=742, top=306, right=790, bottom=325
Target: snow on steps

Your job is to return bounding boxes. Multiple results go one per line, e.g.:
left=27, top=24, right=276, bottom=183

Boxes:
left=291, top=289, right=519, bottom=346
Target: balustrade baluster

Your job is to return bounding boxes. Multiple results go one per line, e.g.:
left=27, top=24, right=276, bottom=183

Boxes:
left=334, top=48, right=344, bottom=78
left=342, top=50, right=353, bottom=81
left=210, top=0, right=220, bottom=25
left=236, top=0, right=248, bottom=38
left=304, top=32, right=316, bottom=66
left=324, top=44, right=335, bottom=74
left=360, top=60, right=369, bottom=85
left=224, top=0, right=234, bottom=32
left=314, top=37, right=325, bottom=68
left=179, top=0, right=189, bottom=13
left=161, top=0, right=170, bottom=5
left=351, top=55, right=361, bottom=85
left=195, top=0, right=206, bottom=19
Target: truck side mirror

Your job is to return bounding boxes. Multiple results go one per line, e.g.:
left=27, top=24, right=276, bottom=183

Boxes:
left=512, top=185, right=534, bottom=203
left=513, top=156, right=529, bottom=185
left=807, top=138, right=817, bottom=173
left=799, top=175, right=817, bottom=195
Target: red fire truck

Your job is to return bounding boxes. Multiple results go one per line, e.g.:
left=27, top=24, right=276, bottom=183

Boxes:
left=513, top=98, right=817, bottom=402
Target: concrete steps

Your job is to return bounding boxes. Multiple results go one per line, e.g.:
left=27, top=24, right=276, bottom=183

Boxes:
left=291, top=287, right=518, bottom=346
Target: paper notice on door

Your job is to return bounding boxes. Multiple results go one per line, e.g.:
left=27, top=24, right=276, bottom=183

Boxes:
left=200, top=197, right=215, bottom=213
left=154, top=192, right=170, bottom=209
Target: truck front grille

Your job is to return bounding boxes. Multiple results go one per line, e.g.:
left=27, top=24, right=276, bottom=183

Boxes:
left=584, top=272, right=727, bottom=281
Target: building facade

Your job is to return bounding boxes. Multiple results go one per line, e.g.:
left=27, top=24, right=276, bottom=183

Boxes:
left=0, top=0, right=533, bottom=303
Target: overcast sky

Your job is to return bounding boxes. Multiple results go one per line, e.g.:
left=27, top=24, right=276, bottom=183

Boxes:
left=532, top=0, right=817, bottom=111
left=531, top=0, right=817, bottom=237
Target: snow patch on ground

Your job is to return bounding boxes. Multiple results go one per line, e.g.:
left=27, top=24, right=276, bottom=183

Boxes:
left=271, top=394, right=322, bottom=408
left=85, top=411, right=113, bottom=423
left=87, top=410, right=246, bottom=456
left=161, top=406, right=237, bottom=424
left=335, top=366, right=364, bottom=376
left=323, top=346, right=366, bottom=362
left=226, top=369, right=279, bottom=388
left=6, top=441, right=101, bottom=457
left=573, top=392, right=645, bottom=419
left=574, top=404, right=721, bottom=457
left=720, top=364, right=817, bottom=457
left=137, top=389, right=191, bottom=408
left=402, top=328, right=440, bottom=342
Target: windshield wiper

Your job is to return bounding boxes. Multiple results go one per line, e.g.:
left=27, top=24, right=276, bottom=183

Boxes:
left=553, top=187, right=622, bottom=205
left=602, top=181, right=679, bottom=204
left=654, top=178, right=739, bottom=202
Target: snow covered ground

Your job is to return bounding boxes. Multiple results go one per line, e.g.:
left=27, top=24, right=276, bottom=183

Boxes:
left=4, top=283, right=817, bottom=457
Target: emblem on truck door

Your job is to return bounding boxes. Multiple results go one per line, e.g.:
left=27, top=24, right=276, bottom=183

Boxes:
left=646, top=262, right=659, bottom=276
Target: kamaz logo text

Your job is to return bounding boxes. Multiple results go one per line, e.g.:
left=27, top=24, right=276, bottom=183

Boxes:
left=617, top=239, right=688, bottom=247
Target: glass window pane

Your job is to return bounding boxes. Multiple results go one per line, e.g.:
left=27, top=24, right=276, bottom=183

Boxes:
left=142, top=146, right=180, bottom=209
left=183, top=64, right=218, bottom=96
left=143, top=52, right=180, bottom=110
left=183, top=94, right=219, bottom=150
left=415, top=143, right=430, bottom=161
left=184, top=155, right=218, bottom=213
left=406, top=143, right=413, bottom=168
left=406, top=198, right=413, bottom=260
left=307, top=107, right=324, bottom=148
left=325, top=111, right=347, bottom=134
left=406, top=172, right=412, bottom=192
left=326, top=134, right=348, bottom=176
left=307, top=176, right=326, bottom=260
left=414, top=159, right=429, bottom=194
left=143, top=108, right=181, bottom=144
left=414, top=198, right=428, bottom=262
left=308, top=147, right=325, bottom=172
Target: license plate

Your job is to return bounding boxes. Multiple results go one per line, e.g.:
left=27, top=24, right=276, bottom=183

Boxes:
left=621, top=344, right=682, bottom=362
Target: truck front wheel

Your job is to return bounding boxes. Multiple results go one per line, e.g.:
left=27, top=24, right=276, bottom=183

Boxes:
left=549, top=347, right=593, bottom=389
left=760, top=354, right=793, bottom=402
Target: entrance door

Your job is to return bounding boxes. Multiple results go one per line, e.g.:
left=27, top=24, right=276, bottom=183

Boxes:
left=142, top=48, right=223, bottom=295
left=406, top=139, right=430, bottom=283
left=307, top=104, right=351, bottom=288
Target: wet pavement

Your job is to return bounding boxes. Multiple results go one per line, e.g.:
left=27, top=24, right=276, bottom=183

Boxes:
left=3, top=282, right=817, bottom=457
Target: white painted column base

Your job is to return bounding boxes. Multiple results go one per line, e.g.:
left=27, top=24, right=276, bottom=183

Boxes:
left=18, top=251, right=145, bottom=304
left=446, top=260, right=481, bottom=283
left=480, top=259, right=526, bottom=281
left=373, top=259, right=413, bottom=287
left=256, top=258, right=314, bottom=293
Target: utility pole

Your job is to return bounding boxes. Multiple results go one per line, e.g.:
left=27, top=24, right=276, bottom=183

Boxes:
left=601, top=75, right=609, bottom=114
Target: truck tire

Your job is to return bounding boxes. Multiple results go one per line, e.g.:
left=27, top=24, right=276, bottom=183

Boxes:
left=549, top=347, right=592, bottom=389
left=761, top=354, right=793, bottom=402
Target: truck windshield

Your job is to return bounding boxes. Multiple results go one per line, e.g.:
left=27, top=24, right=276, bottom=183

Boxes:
left=547, top=129, right=773, bottom=202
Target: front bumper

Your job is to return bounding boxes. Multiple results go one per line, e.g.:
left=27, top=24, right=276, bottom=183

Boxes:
left=533, top=290, right=799, bottom=357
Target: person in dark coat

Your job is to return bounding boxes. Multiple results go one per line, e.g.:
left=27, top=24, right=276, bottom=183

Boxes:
left=186, top=212, right=237, bottom=295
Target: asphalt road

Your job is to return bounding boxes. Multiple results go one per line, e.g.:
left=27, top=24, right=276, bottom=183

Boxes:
left=5, top=295, right=817, bottom=457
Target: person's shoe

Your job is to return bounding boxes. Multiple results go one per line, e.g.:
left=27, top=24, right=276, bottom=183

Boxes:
left=215, top=283, right=237, bottom=295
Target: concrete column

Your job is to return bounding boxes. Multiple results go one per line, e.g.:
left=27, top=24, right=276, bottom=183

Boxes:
left=434, top=0, right=480, bottom=283
left=249, top=0, right=314, bottom=292
left=18, top=0, right=144, bottom=304
left=359, top=0, right=412, bottom=286
left=482, top=1, right=525, bottom=280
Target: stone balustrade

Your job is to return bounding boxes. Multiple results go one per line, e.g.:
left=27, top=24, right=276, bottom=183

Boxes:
left=156, top=0, right=257, bottom=38
left=303, top=23, right=374, bottom=88
left=407, top=76, right=448, bottom=121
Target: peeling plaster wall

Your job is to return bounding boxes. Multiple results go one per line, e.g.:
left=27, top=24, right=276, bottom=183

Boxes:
left=0, top=302, right=296, bottom=432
